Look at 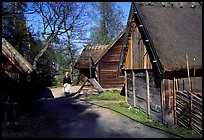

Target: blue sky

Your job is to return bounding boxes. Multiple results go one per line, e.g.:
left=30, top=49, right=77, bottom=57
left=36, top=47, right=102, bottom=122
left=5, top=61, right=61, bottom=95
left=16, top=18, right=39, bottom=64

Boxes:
left=116, top=2, right=131, bottom=24
left=25, top=2, right=131, bottom=52
left=25, top=2, right=131, bottom=33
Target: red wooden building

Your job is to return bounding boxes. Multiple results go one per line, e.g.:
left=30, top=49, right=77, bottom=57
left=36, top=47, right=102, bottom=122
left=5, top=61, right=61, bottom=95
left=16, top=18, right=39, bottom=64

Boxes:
left=75, top=29, right=126, bottom=90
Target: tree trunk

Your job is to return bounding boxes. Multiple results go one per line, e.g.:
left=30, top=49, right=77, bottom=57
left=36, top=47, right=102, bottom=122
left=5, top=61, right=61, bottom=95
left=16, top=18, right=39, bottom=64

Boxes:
left=32, top=42, right=49, bottom=70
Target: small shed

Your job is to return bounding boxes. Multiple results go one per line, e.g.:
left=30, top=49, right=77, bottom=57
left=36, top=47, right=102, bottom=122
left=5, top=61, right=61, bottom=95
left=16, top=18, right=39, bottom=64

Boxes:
left=120, top=2, right=202, bottom=134
left=75, top=29, right=126, bottom=89
left=75, top=44, right=108, bottom=82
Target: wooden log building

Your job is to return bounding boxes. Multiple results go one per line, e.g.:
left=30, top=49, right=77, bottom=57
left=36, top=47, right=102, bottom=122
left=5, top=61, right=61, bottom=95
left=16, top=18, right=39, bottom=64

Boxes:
left=75, top=29, right=126, bottom=90
left=1, top=38, right=33, bottom=83
left=119, top=2, right=202, bottom=134
left=1, top=38, right=34, bottom=104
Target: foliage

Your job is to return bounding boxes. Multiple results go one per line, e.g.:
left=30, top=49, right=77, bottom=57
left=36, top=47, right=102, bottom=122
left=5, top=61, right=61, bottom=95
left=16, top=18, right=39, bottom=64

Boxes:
left=2, top=2, right=31, bottom=61
left=85, top=91, right=201, bottom=138
left=88, top=2, right=125, bottom=45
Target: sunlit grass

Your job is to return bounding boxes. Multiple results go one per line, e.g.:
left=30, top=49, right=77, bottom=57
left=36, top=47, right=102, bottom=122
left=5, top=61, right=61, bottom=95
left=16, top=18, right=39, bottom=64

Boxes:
left=85, top=91, right=201, bottom=138
left=86, top=90, right=125, bottom=101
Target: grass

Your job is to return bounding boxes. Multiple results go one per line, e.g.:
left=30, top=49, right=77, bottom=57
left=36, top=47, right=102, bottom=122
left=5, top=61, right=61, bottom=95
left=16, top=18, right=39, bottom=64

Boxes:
left=86, top=90, right=125, bottom=101
left=85, top=90, right=201, bottom=138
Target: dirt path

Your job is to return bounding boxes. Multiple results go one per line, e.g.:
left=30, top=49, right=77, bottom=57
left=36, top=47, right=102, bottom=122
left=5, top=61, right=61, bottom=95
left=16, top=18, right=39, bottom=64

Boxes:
left=2, top=87, right=180, bottom=138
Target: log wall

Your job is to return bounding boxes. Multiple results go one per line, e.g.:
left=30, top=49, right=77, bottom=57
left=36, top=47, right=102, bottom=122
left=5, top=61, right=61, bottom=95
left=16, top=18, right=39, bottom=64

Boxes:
left=99, top=35, right=125, bottom=89
left=126, top=70, right=162, bottom=121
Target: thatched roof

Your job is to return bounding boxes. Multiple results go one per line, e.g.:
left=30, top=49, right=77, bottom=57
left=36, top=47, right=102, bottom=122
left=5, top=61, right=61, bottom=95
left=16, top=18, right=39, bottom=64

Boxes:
left=75, top=29, right=126, bottom=69
left=2, top=38, right=33, bottom=73
left=120, top=2, right=202, bottom=76
left=136, top=2, right=202, bottom=72
left=75, top=45, right=108, bottom=69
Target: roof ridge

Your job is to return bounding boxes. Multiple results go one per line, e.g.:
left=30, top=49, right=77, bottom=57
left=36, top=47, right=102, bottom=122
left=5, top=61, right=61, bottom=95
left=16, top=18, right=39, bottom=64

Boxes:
left=138, top=2, right=202, bottom=9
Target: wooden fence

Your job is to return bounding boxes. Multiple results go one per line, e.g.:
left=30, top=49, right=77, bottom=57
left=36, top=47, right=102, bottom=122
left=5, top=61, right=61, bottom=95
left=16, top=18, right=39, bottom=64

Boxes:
left=176, top=90, right=202, bottom=135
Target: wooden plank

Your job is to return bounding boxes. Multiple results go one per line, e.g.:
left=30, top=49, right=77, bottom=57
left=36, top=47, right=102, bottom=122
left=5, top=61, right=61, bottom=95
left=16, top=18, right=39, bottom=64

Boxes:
left=177, top=118, right=189, bottom=128
left=135, top=27, right=138, bottom=69
left=146, top=70, right=150, bottom=116
left=88, top=78, right=104, bottom=93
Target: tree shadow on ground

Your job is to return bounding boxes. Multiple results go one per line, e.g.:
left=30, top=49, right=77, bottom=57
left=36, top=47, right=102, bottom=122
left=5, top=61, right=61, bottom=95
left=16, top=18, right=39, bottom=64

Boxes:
left=2, top=88, right=133, bottom=138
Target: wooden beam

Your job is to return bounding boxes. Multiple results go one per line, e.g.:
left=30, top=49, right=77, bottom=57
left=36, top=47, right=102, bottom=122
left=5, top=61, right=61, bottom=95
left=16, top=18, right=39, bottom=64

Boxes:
left=146, top=70, right=150, bottom=116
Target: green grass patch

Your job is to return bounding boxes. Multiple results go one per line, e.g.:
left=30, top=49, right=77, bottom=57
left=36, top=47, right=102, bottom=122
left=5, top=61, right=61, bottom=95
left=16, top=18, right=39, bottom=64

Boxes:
left=95, top=102, right=201, bottom=138
left=84, top=91, right=201, bottom=138
left=86, top=90, right=125, bottom=101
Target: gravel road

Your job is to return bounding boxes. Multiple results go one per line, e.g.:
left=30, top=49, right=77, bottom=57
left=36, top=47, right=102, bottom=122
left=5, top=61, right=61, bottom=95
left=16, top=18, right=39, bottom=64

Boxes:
left=2, top=87, right=180, bottom=138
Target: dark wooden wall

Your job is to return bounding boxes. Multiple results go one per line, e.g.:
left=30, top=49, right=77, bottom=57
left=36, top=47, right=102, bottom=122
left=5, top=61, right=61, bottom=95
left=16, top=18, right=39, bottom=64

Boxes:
left=98, top=35, right=125, bottom=89
left=126, top=70, right=162, bottom=122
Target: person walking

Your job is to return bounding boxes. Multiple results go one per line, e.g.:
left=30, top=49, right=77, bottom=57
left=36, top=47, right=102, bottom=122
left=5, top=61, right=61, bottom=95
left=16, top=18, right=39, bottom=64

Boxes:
left=63, top=72, right=72, bottom=96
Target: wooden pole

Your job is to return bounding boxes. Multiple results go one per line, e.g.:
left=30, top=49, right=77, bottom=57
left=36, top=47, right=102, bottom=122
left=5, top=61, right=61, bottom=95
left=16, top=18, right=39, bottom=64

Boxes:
left=173, top=77, right=177, bottom=124
left=146, top=70, right=150, bottom=116
left=161, top=79, right=165, bottom=124
left=183, top=79, right=185, bottom=91
left=130, top=32, right=136, bottom=107
left=130, top=32, right=134, bottom=69
left=186, top=53, right=192, bottom=128
left=89, top=54, right=92, bottom=79
left=175, top=79, right=179, bottom=91
left=193, top=57, right=196, bottom=92
left=168, top=79, right=170, bottom=112
left=125, top=71, right=128, bottom=102
left=132, top=70, right=136, bottom=107
left=163, top=79, right=166, bottom=111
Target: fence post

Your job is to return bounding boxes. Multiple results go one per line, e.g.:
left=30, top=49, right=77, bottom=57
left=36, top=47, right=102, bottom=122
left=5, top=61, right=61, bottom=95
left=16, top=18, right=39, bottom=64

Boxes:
left=186, top=53, right=192, bottom=128
left=146, top=70, right=150, bottom=116
left=173, top=77, right=177, bottom=124
left=125, top=71, right=128, bottom=102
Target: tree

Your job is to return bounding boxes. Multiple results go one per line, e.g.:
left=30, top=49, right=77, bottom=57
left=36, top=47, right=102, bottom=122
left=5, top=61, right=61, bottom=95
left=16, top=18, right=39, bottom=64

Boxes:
left=2, top=2, right=31, bottom=61
left=61, top=2, right=90, bottom=80
left=88, top=2, right=125, bottom=45
left=31, top=2, right=69, bottom=70
left=31, top=2, right=90, bottom=73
